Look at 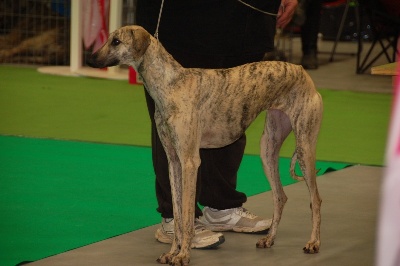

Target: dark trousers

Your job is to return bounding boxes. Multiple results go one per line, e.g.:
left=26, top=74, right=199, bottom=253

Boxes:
left=145, top=51, right=266, bottom=218
left=301, top=0, right=322, bottom=53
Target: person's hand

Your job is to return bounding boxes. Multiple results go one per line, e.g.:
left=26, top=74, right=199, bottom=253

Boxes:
left=276, top=0, right=298, bottom=29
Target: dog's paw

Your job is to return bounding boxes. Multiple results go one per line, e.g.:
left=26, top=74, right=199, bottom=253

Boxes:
left=256, top=236, right=275, bottom=248
left=156, top=252, right=173, bottom=264
left=170, top=254, right=190, bottom=266
left=303, top=240, right=320, bottom=254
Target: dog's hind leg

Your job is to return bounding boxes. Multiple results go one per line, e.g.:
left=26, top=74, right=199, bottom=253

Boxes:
left=256, top=109, right=292, bottom=248
left=298, top=152, right=322, bottom=254
left=293, top=94, right=323, bottom=254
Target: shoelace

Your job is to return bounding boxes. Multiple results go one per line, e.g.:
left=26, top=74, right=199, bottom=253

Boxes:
left=236, top=207, right=258, bottom=219
left=194, top=220, right=208, bottom=233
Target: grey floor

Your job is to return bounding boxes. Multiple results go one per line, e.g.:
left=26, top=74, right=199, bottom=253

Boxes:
left=31, top=38, right=392, bottom=266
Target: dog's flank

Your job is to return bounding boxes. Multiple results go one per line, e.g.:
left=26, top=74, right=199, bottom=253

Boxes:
left=88, top=25, right=323, bottom=266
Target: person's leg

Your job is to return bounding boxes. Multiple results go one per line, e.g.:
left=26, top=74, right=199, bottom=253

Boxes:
left=301, top=0, right=322, bottom=69
left=197, top=137, right=247, bottom=210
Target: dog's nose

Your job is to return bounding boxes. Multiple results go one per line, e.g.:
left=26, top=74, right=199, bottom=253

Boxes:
left=86, top=54, right=98, bottom=68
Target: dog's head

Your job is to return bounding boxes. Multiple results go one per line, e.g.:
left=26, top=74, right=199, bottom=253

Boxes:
left=87, top=25, right=151, bottom=69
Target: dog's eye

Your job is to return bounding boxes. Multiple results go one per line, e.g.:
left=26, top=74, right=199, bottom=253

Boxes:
left=111, top=38, right=121, bottom=46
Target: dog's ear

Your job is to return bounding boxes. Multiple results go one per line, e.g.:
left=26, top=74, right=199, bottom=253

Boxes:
left=131, top=28, right=150, bottom=60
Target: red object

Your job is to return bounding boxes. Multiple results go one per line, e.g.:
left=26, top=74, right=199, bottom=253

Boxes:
left=322, top=0, right=347, bottom=8
left=129, top=66, right=142, bottom=84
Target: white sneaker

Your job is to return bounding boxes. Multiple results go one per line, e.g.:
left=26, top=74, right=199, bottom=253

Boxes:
left=199, top=207, right=272, bottom=233
left=155, top=218, right=225, bottom=249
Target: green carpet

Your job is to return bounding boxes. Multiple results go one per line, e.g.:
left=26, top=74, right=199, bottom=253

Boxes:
left=0, top=65, right=392, bottom=165
left=0, top=135, right=348, bottom=266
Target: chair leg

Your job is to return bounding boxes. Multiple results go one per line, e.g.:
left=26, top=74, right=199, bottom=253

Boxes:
left=329, top=0, right=351, bottom=62
left=357, top=38, right=394, bottom=73
left=329, top=0, right=360, bottom=62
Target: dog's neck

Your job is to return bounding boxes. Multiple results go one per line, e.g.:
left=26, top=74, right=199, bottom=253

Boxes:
left=140, top=36, right=182, bottom=77
left=138, top=36, right=184, bottom=107
left=139, top=38, right=162, bottom=74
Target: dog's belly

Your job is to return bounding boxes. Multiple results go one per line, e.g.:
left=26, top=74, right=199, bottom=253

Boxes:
left=200, top=131, right=239, bottom=148
left=199, top=119, right=253, bottom=148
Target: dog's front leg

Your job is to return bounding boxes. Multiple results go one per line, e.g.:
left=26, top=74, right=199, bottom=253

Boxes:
left=156, top=113, right=201, bottom=266
left=157, top=157, right=183, bottom=264
left=155, top=117, right=182, bottom=264
left=170, top=126, right=201, bottom=266
left=170, top=151, right=200, bottom=266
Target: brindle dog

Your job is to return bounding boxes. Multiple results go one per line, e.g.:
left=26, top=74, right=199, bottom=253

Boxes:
left=88, top=25, right=323, bottom=266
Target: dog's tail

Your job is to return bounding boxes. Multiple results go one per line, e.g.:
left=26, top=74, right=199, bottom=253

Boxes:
left=290, top=151, right=321, bottom=181
left=290, top=151, right=305, bottom=181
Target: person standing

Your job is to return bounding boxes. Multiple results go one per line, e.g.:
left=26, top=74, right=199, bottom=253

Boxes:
left=136, top=0, right=297, bottom=249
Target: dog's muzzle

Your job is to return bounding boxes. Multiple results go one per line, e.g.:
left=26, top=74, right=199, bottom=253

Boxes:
left=86, top=53, right=119, bottom=68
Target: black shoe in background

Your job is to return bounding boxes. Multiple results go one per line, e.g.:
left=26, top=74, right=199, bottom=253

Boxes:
left=301, top=50, right=318, bottom=69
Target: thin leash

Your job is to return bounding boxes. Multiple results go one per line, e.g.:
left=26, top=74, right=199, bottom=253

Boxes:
left=154, top=0, right=279, bottom=40
left=144, top=0, right=164, bottom=73
left=154, top=0, right=165, bottom=40
left=237, top=0, right=280, bottom=16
